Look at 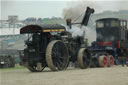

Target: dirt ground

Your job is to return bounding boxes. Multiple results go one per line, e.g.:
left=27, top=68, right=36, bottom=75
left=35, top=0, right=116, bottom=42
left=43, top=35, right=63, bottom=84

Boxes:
left=0, top=66, right=128, bottom=85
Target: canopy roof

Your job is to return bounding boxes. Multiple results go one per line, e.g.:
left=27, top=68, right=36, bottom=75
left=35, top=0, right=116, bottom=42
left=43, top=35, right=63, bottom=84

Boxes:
left=96, top=18, right=119, bottom=22
left=20, top=24, right=65, bottom=34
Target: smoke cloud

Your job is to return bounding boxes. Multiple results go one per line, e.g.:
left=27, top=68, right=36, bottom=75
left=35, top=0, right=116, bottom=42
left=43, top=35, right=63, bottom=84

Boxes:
left=62, top=0, right=128, bottom=21
left=62, top=0, right=97, bottom=44
left=62, top=0, right=99, bottom=22
left=67, top=25, right=84, bottom=37
left=64, top=25, right=96, bottom=44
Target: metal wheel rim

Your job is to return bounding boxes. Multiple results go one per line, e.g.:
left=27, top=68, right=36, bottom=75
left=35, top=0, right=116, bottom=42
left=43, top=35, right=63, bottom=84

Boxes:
left=103, top=57, right=108, bottom=67
left=46, top=40, right=69, bottom=71
left=110, top=56, right=114, bottom=66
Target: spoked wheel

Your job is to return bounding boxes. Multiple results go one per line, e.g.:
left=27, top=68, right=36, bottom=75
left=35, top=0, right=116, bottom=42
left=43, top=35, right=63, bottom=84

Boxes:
left=26, top=62, right=45, bottom=72
left=98, top=55, right=108, bottom=67
left=77, top=48, right=91, bottom=69
left=46, top=40, right=69, bottom=71
left=108, top=55, right=114, bottom=67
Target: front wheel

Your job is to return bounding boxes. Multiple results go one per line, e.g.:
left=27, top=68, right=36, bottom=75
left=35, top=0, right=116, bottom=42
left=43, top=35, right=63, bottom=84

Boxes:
left=77, top=48, right=91, bottom=69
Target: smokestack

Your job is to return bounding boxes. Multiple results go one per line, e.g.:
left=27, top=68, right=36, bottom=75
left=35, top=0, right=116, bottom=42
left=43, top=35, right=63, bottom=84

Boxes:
left=81, top=6, right=95, bottom=26
left=66, top=19, right=72, bottom=29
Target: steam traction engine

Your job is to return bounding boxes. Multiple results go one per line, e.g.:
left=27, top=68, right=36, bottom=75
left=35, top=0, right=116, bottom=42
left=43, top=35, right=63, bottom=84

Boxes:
left=20, top=7, right=94, bottom=72
left=88, top=18, right=128, bottom=67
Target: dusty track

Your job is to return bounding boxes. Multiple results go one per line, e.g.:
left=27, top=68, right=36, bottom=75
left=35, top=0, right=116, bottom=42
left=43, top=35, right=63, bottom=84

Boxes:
left=0, top=66, right=128, bottom=85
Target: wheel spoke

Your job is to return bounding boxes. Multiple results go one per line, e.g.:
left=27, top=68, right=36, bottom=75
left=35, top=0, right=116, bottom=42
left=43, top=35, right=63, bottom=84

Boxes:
left=58, top=59, right=64, bottom=65
left=56, top=62, right=61, bottom=68
left=59, top=56, right=67, bottom=59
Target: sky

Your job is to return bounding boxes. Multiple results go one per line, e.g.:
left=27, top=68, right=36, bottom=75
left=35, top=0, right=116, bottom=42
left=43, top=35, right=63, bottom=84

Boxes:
left=0, top=0, right=67, bottom=20
left=0, top=0, right=128, bottom=20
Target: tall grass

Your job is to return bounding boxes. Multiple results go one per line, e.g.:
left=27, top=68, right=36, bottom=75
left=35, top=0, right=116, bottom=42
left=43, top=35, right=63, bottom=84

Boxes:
left=0, top=64, right=26, bottom=71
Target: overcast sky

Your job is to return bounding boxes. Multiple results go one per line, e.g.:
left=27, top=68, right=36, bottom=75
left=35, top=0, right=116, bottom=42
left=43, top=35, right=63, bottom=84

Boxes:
left=0, top=0, right=128, bottom=20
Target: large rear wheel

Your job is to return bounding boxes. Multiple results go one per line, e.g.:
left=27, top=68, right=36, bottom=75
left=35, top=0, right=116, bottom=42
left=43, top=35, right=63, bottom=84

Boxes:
left=77, top=48, right=91, bottom=69
left=46, top=40, right=69, bottom=71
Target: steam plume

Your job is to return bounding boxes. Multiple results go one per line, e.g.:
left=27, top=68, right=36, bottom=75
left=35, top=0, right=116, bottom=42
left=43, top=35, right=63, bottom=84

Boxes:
left=62, top=0, right=97, bottom=44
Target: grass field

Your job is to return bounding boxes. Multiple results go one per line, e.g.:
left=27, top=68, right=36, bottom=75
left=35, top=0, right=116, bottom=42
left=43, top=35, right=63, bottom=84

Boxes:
left=0, top=64, right=26, bottom=71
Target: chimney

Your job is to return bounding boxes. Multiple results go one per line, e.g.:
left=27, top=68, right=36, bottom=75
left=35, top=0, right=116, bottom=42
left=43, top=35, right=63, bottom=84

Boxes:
left=66, top=19, right=72, bottom=29
left=81, top=7, right=95, bottom=26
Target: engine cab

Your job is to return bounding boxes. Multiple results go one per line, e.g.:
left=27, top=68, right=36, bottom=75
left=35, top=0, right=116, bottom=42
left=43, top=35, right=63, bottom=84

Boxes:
left=96, top=18, right=121, bottom=42
left=96, top=18, right=128, bottom=59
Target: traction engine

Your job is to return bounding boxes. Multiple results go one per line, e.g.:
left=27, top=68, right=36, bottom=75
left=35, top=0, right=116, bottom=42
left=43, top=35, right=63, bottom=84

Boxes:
left=20, top=7, right=95, bottom=72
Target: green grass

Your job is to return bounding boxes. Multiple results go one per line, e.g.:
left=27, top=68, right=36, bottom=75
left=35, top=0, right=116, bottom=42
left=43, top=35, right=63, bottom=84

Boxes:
left=0, top=64, right=26, bottom=71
